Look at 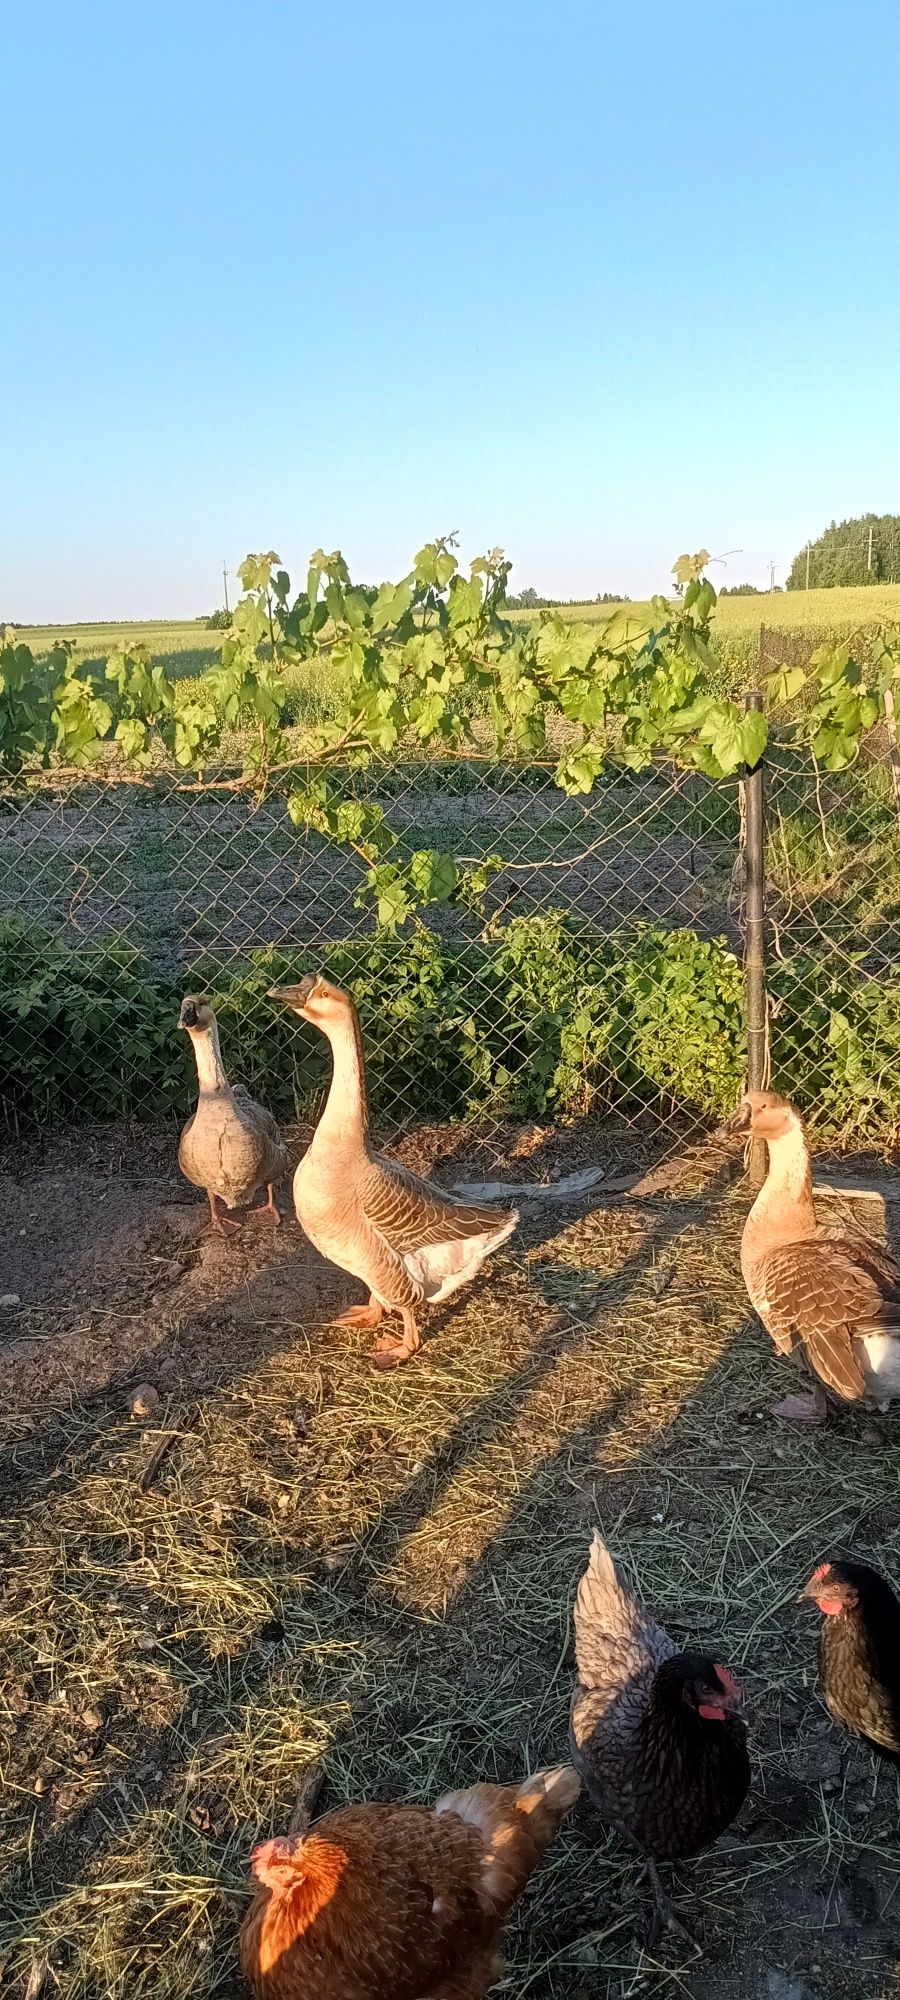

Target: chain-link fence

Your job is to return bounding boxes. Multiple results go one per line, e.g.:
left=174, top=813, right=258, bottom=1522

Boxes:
left=2, top=650, right=898, bottom=1152
left=760, top=628, right=900, bottom=1148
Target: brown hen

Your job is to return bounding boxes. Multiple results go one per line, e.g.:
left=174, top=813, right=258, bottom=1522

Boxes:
left=802, top=1557, right=900, bottom=1762
left=239, top=1764, right=579, bottom=1999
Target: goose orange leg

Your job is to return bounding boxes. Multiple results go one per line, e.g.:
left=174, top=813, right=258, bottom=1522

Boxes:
left=250, top=1183, right=282, bottom=1226
left=370, top=1309, right=422, bottom=1371
left=771, top=1384, right=828, bottom=1424
left=207, top=1191, right=241, bottom=1236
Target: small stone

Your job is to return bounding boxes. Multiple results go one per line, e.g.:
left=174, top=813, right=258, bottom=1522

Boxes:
left=0, top=1293, right=21, bottom=1308
left=789, top=1738, right=843, bottom=1785
left=33, top=1772, right=51, bottom=1795
left=129, top=1383, right=161, bottom=1420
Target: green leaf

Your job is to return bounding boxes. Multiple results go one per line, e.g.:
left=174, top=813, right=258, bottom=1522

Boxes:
left=408, top=850, right=458, bottom=904
left=555, top=744, right=605, bottom=794
left=764, top=665, right=806, bottom=705
left=738, top=708, right=768, bottom=768
left=672, top=549, right=710, bottom=586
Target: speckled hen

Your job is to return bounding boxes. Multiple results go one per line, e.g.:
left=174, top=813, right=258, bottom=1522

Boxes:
left=569, top=1532, right=750, bottom=1939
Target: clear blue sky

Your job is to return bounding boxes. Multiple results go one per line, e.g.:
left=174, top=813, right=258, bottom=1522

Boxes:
left=4, top=0, right=900, bottom=620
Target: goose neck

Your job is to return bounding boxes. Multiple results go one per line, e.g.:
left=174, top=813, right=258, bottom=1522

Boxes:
left=317, top=1007, right=370, bottom=1146
left=746, top=1122, right=817, bottom=1253
left=189, top=1021, right=230, bottom=1096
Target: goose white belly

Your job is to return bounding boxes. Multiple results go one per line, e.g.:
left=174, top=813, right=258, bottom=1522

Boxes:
left=405, top=1214, right=519, bottom=1304
left=859, top=1335, right=900, bottom=1402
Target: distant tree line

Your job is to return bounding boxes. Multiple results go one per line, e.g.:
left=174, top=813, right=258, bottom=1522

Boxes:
left=506, top=587, right=631, bottom=609
left=786, top=513, right=900, bottom=590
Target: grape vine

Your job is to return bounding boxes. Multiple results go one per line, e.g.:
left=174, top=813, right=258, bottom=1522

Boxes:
left=2, top=542, right=897, bottom=929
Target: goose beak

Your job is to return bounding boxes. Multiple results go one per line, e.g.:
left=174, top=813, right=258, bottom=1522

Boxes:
left=267, top=977, right=318, bottom=1012
left=178, top=1000, right=199, bottom=1030
left=721, top=1102, right=752, bottom=1135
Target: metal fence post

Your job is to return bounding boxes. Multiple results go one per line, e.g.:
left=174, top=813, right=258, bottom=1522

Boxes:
left=743, top=675, right=768, bottom=1186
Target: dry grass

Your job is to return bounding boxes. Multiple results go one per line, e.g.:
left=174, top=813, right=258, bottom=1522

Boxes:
left=3, top=1147, right=900, bottom=1998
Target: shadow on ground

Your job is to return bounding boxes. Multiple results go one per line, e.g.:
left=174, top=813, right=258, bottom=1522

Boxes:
left=2, top=1120, right=900, bottom=1999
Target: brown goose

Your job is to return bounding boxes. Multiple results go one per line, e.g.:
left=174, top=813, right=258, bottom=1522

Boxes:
left=178, top=996, right=289, bottom=1234
left=268, top=975, right=519, bottom=1368
left=726, top=1089, right=900, bottom=1422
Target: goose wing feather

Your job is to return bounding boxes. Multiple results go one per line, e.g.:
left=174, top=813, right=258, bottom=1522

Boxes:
left=359, top=1153, right=515, bottom=1254
left=759, top=1236, right=900, bottom=1399
left=231, top=1084, right=289, bottom=1177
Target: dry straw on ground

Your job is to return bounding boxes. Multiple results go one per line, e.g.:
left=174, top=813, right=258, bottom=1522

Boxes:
left=2, top=1126, right=900, bottom=1998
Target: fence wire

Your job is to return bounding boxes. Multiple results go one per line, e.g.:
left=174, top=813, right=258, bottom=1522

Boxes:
left=1, top=647, right=898, bottom=1152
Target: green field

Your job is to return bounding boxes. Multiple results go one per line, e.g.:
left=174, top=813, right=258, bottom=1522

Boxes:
left=14, top=617, right=344, bottom=725
left=510, top=582, right=900, bottom=684
left=17, top=620, right=224, bottom=683
left=20, top=581, right=900, bottom=697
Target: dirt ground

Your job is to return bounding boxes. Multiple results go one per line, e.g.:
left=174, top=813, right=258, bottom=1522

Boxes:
left=2, top=1118, right=900, bottom=1999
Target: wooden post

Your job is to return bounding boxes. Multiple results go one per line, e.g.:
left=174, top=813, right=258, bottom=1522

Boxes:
left=881, top=680, right=900, bottom=836
left=743, top=678, right=767, bottom=1187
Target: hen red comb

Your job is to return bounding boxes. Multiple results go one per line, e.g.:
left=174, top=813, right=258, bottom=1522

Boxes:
left=714, top=1665, right=741, bottom=1703
left=809, top=1562, right=832, bottom=1585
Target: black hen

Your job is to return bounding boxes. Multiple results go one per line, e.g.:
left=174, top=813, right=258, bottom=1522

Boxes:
left=570, top=1532, right=751, bottom=1938
left=802, top=1557, right=900, bottom=1761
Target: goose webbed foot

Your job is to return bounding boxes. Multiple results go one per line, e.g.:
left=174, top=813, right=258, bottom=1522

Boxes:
left=332, top=1297, right=384, bottom=1329
left=770, top=1386, right=828, bottom=1424
left=368, top=1310, right=422, bottom=1371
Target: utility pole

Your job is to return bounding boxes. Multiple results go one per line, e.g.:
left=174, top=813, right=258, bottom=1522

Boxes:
left=805, top=541, right=811, bottom=590
left=222, top=563, right=230, bottom=615
left=768, top=560, right=777, bottom=593
left=867, top=523, right=875, bottom=575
